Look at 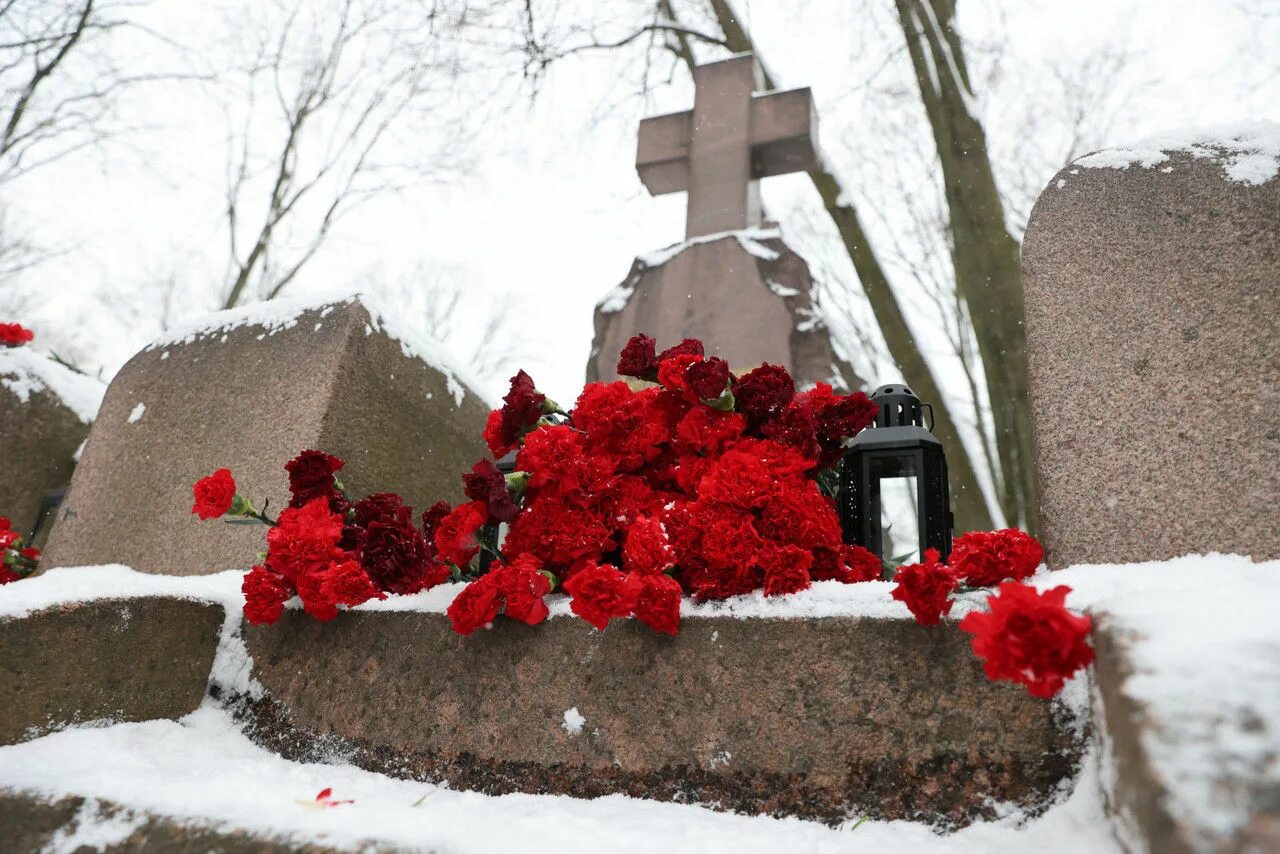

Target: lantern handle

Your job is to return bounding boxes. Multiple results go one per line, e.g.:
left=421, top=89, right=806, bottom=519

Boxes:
left=921, top=402, right=934, bottom=432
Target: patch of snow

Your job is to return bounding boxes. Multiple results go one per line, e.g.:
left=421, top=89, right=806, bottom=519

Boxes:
left=40, top=798, right=147, bottom=854
left=73, top=440, right=86, bottom=461
left=0, top=704, right=1120, bottom=853
left=1073, top=121, right=1280, bottom=185
left=160, top=351, right=170, bottom=360
left=0, top=565, right=244, bottom=620
left=0, top=347, right=106, bottom=423
left=141, top=291, right=496, bottom=409
left=126, top=402, right=146, bottom=423
left=1055, top=179, right=1067, bottom=189
left=766, top=279, right=799, bottom=298
left=561, top=707, right=585, bottom=736
left=1031, top=552, right=1280, bottom=846
left=597, top=280, right=636, bottom=314
left=636, top=226, right=782, bottom=269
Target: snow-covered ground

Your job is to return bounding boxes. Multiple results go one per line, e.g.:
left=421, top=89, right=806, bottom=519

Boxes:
left=1, top=552, right=1277, bottom=852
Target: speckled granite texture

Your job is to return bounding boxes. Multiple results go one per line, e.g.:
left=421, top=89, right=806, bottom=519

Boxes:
left=1022, top=154, right=1279, bottom=567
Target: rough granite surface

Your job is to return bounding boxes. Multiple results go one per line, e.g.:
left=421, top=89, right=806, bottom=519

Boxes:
left=241, top=611, right=1081, bottom=826
left=588, top=231, right=862, bottom=391
left=41, top=298, right=490, bottom=575
left=0, top=598, right=221, bottom=745
left=1022, top=153, right=1279, bottom=566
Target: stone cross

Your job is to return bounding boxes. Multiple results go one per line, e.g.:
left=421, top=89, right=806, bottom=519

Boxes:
left=636, top=53, right=819, bottom=238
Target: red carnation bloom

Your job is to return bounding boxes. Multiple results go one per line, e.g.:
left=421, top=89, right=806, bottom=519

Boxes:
left=836, top=543, right=883, bottom=583
left=796, top=385, right=879, bottom=458
left=686, top=357, right=731, bottom=401
left=0, top=516, right=19, bottom=551
left=434, top=500, right=487, bottom=567
left=626, top=571, right=682, bottom=635
left=697, top=449, right=775, bottom=509
left=447, top=573, right=503, bottom=635
left=462, top=458, right=519, bottom=524
left=657, top=353, right=702, bottom=398
left=695, top=503, right=765, bottom=571
left=890, top=549, right=958, bottom=626
left=19, top=546, right=39, bottom=562
left=487, top=370, right=547, bottom=453
left=242, top=565, right=293, bottom=625
left=265, top=497, right=347, bottom=584
left=658, top=338, right=705, bottom=361
left=0, top=323, right=34, bottom=347
left=284, top=450, right=345, bottom=511
left=192, top=468, right=236, bottom=520
left=420, top=500, right=452, bottom=551
left=353, top=493, right=403, bottom=528
left=950, top=528, right=1045, bottom=587
left=563, top=561, right=633, bottom=630
left=493, top=555, right=552, bottom=625
left=483, top=409, right=514, bottom=458
left=362, top=504, right=445, bottom=594
left=0, top=567, right=20, bottom=585
left=617, top=333, right=660, bottom=380
left=757, top=479, right=841, bottom=550
left=733, top=363, right=795, bottom=426
left=761, top=402, right=821, bottom=462
left=758, top=543, right=814, bottom=596
left=502, top=495, right=614, bottom=572
left=320, top=559, right=386, bottom=609
left=622, top=516, right=673, bottom=575
left=960, top=582, right=1095, bottom=698
left=673, top=406, right=746, bottom=455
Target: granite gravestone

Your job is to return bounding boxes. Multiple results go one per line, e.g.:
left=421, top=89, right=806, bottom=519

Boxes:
left=1022, top=132, right=1279, bottom=566
left=587, top=53, right=862, bottom=391
left=42, top=296, right=491, bottom=575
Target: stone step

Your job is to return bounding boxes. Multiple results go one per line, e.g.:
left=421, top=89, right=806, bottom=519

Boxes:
left=239, top=609, right=1083, bottom=826
left=0, top=597, right=222, bottom=745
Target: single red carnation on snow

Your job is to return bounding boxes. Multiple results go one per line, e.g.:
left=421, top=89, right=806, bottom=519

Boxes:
left=758, top=543, right=814, bottom=596
left=447, top=573, right=503, bottom=635
left=626, top=571, right=682, bottom=635
left=890, top=548, right=958, bottom=626
left=462, top=458, right=519, bottom=523
left=285, top=450, right=345, bottom=511
left=242, top=565, right=293, bottom=625
left=0, top=322, right=34, bottom=347
left=733, top=363, right=795, bottom=426
left=806, top=543, right=882, bottom=584
left=192, top=468, right=236, bottom=520
left=617, top=333, right=659, bottom=380
left=685, top=356, right=731, bottom=401
left=949, top=528, right=1045, bottom=587
left=563, top=560, right=633, bottom=630
left=434, top=500, right=487, bottom=567
left=959, top=582, right=1095, bottom=698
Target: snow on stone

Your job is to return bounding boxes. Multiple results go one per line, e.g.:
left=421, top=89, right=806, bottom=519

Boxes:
left=766, top=279, right=799, bottom=298
left=141, top=290, right=496, bottom=409
left=1031, top=552, right=1280, bottom=845
left=1073, top=121, right=1280, bottom=185
left=597, top=280, right=637, bottom=314
left=0, top=705, right=1119, bottom=854
left=636, top=226, right=782, bottom=268
left=127, top=402, right=146, bottom=423
left=0, top=565, right=244, bottom=620
left=561, top=707, right=585, bottom=736
left=0, top=347, right=106, bottom=423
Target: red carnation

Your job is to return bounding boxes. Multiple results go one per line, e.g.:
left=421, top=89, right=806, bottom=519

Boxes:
left=192, top=468, right=236, bottom=520
left=759, top=543, right=814, bottom=596
left=761, top=402, right=821, bottom=462
left=626, top=571, right=682, bottom=635
left=697, top=449, right=775, bottom=510
left=320, top=559, right=386, bottom=609
left=622, top=516, right=673, bottom=575
left=353, top=493, right=403, bottom=528
left=0, top=517, right=19, bottom=551
left=674, top=406, right=746, bottom=455
left=242, top=565, right=293, bottom=625
left=462, top=459, right=519, bottom=523
left=657, top=352, right=702, bottom=398
left=891, top=549, right=958, bottom=626
left=483, top=409, right=513, bottom=458
left=757, top=479, right=841, bottom=550
left=361, top=504, right=445, bottom=594
left=960, top=582, right=1095, bottom=698
left=489, top=370, right=547, bottom=453
left=658, top=338, right=705, bottom=361
left=617, top=334, right=659, bottom=380
left=265, top=497, right=347, bottom=584
left=0, top=567, right=20, bottom=585
left=434, top=500, right=487, bottom=567
left=797, top=385, right=879, bottom=459
left=950, top=528, right=1045, bottom=587
left=493, top=555, right=552, bottom=625
left=284, top=450, right=345, bottom=510
left=733, top=363, right=795, bottom=425
left=447, top=573, right=503, bottom=635
left=420, top=500, right=452, bottom=549
left=563, top=561, right=633, bottom=630
left=685, top=357, right=731, bottom=401
left=0, top=323, right=34, bottom=347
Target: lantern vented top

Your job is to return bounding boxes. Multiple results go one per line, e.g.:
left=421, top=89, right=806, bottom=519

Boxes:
left=870, top=384, right=924, bottom=428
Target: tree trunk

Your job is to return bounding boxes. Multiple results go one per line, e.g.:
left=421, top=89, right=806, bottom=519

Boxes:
left=893, top=0, right=1039, bottom=533
left=702, top=0, right=995, bottom=534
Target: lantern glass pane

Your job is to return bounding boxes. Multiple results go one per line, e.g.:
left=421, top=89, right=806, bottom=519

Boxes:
left=869, top=454, right=921, bottom=564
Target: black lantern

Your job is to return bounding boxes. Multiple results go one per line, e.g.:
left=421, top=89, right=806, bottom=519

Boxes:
left=839, top=384, right=953, bottom=563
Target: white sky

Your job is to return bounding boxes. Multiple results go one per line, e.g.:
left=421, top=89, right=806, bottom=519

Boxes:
left=5, top=0, right=1279, bottom=407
